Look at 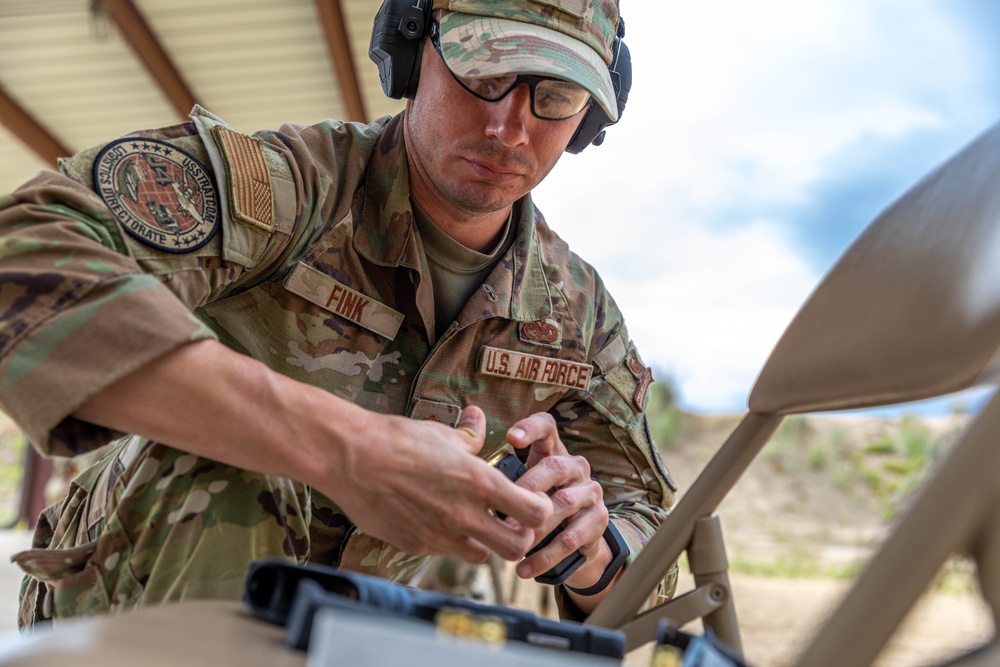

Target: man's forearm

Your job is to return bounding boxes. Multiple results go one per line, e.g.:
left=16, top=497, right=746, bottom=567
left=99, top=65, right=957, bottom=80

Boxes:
left=74, top=338, right=360, bottom=491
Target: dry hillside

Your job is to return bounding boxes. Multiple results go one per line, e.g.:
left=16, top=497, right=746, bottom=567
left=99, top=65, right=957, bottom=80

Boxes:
left=654, top=409, right=993, bottom=666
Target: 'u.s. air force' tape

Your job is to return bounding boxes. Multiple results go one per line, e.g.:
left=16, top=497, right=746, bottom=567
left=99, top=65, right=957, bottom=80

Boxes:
left=478, top=346, right=592, bottom=391
left=284, top=262, right=404, bottom=340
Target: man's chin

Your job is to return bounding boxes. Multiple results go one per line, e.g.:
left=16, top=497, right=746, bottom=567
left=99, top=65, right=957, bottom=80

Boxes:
left=442, top=185, right=522, bottom=217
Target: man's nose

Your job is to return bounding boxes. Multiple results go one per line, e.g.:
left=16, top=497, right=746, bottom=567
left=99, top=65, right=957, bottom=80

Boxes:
left=484, top=83, right=532, bottom=147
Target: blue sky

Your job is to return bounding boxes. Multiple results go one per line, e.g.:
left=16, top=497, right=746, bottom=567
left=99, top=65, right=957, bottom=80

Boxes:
left=533, top=0, right=1000, bottom=414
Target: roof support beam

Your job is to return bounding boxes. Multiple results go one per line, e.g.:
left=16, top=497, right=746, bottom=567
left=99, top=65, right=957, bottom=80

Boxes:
left=315, top=0, right=368, bottom=122
left=102, top=0, right=199, bottom=119
left=0, top=84, right=72, bottom=166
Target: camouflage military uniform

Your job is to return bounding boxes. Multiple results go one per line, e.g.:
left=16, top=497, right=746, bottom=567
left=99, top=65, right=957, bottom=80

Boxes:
left=0, top=106, right=676, bottom=628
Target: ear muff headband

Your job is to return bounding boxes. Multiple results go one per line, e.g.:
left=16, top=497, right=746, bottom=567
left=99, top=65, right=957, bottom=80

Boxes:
left=368, top=0, right=632, bottom=152
left=565, top=18, right=632, bottom=154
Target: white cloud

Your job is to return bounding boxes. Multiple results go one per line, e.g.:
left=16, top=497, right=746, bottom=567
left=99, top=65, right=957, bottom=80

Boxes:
left=606, top=219, right=817, bottom=412
left=626, top=0, right=967, bottom=207
left=533, top=176, right=819, bottom=411
left=534, top=0, right=989, bottom=412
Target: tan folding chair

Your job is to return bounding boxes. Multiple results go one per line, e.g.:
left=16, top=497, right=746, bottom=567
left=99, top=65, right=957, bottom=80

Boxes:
left=588, top=119, right=1000, bottom=667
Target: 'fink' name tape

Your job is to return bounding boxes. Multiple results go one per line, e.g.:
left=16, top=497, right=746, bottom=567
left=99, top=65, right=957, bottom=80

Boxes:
left=478, top=346, right=592, bottom=391
left=284, top=262, right=404, bottom=340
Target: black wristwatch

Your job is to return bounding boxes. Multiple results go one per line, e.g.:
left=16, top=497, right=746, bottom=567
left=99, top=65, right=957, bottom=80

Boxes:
left=564, top=521, right=630, bottom=596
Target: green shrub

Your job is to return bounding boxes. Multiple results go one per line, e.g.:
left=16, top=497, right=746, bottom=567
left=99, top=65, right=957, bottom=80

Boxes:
left=647, top=375, right=682, bottom=448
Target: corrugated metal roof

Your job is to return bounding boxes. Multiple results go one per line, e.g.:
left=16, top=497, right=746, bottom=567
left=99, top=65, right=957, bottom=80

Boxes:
left=0, top=0, right=404, bottom=194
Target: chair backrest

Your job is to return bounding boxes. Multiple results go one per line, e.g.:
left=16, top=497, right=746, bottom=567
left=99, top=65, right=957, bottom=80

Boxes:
left=750, top=121, right=1000, bottom=415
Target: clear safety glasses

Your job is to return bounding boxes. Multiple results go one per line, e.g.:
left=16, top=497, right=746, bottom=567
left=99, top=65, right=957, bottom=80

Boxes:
left=430, top=23, right=592, bottom=121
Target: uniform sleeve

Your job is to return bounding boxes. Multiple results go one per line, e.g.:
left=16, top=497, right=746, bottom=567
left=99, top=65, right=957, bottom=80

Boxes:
left=0, top=109, right=381, bottom=456
left=0, top=171, right=221, bottom=456
left=551, top=281, right=679, bottom=620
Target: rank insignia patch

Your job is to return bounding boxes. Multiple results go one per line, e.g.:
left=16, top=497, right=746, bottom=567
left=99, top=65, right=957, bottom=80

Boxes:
left=627, top=348, right=646, bottom=378
left=93, top=138, right=220, bottom=253
left=633, top=367, right=654, bottom=410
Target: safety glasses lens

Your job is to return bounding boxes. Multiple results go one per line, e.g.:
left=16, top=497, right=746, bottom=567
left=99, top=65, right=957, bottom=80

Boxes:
left=452, top=71, right=590, bottom=120
left=532, top=80, right=591, bottom=119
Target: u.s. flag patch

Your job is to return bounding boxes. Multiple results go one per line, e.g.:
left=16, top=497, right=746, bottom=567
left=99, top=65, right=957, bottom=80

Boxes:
left=93, top=138, right=220, bottom=253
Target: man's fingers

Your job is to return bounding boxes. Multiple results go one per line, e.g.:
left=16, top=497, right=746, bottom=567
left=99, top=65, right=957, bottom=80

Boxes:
left=516, top=454, right=590, bottom=495
left=486, top=466, right=553, bottom=531
left=506, top=412, right=563, bottom=457
left=453, top=536, right=492, bottom=564
left=532, top=480, right=604, bottom=539
left=516, top=492, right=607, bottom=578
left=444, top=494, right=542, bottom=561
left=515, top=520, right=595, bottom=579
left=422, top=463, right=553, bottom=561
left=393, top=502, right=529, bottom=563
left=456, top=405, right=487, bottom=455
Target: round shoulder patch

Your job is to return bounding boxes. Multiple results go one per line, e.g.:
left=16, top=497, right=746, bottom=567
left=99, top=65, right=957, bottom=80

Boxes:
left=93, top=138, right=220, bottom=253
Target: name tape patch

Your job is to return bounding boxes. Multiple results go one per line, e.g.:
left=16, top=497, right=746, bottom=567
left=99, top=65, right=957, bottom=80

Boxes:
left=479, top=346, right=592, bottom=391
left=284, top=262, right=404, bottom=340
left=93, top=138, right=220, bottom=253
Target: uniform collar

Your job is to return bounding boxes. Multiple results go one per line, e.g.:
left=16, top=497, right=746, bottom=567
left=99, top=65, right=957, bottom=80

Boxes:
left=448, top=199, right=554, bottom=325
left=354, top=114, right=422, bottom=271
left=355, top=113, right=552, bottom=323
left=505, top=200, right=553, bottom=322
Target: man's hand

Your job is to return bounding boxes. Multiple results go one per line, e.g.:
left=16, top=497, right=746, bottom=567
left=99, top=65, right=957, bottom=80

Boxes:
left=74, top=340, right=553, bottom=568
left=326, top=406, right=554, bottom=565
left=504, top=414, right=614, bottom=595
left=74, top=339, right=617, bottom=611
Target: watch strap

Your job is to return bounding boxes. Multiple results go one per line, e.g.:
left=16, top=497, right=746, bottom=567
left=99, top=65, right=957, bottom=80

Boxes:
left=564, top=521, right=630, bottom=597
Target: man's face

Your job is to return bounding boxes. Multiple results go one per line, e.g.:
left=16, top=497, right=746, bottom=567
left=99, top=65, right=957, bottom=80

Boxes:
left=404, top=35, right=587, bottom=219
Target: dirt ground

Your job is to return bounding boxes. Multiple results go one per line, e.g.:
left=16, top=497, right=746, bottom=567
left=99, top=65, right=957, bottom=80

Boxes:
left=674, top=570, right=992, bottom=667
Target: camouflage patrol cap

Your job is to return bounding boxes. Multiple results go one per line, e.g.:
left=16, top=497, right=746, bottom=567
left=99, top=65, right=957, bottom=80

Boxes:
left=432, top=0, right=621, bottom=121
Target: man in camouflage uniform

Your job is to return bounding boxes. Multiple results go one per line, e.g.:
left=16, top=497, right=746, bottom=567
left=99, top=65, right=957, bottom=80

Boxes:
left=0, top=0, right=676, bottom=628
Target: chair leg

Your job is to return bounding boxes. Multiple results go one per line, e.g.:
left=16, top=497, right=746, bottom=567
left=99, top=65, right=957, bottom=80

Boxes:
left=689, top=515, right=743, bottom=658
left=970, top=497, right=1000, bottom=643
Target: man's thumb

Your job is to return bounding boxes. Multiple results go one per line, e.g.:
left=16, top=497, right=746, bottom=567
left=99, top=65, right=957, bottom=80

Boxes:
left=456, top=405, right=486, bottom=453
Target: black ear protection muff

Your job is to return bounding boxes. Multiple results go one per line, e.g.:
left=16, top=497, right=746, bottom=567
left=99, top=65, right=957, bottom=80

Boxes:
left=369, top=0, right=433, bottom=100
left=368, top=0, right=632, bottom=153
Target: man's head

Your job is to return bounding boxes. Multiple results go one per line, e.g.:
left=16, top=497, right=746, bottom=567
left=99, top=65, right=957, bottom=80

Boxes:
left=369, top=0, right=628, bottom=153
left=370, top=0, right=627, bottom=232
